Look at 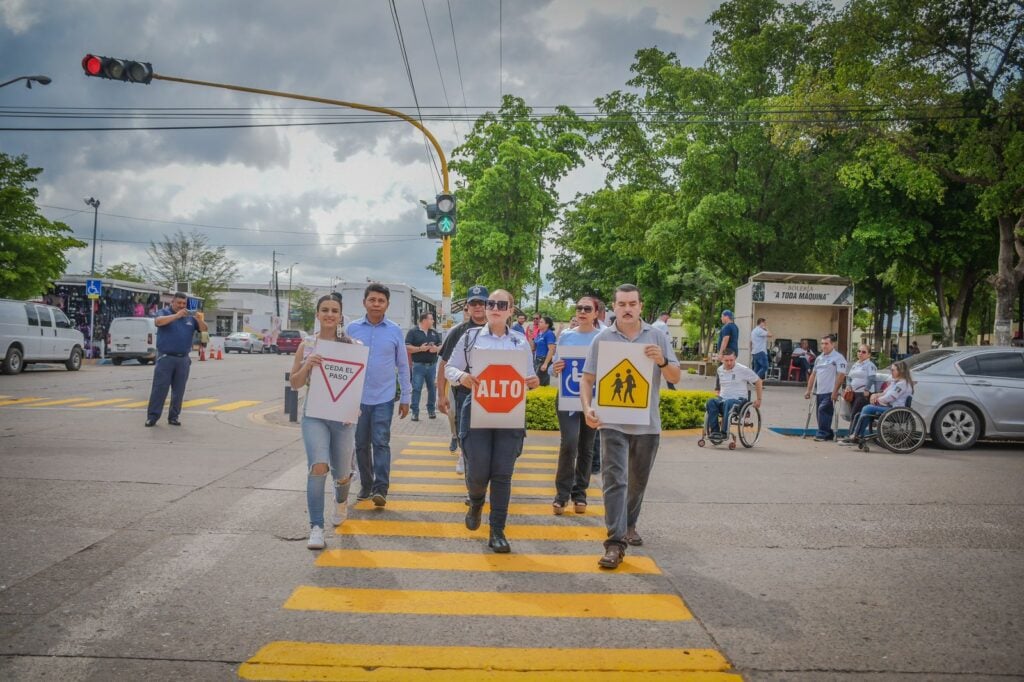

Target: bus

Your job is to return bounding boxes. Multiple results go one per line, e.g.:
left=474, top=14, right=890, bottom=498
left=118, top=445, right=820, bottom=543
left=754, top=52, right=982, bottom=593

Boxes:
left=335, top=281, right=438, bottom=332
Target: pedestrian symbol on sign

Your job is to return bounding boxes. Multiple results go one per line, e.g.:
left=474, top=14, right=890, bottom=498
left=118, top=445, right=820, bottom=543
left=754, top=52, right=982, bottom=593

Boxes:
left=597, top=359, right=649, bottom=409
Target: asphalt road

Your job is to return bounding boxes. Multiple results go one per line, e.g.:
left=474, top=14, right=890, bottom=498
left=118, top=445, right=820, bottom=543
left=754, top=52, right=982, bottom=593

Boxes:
left=1, top=355, right=1021, bottom=680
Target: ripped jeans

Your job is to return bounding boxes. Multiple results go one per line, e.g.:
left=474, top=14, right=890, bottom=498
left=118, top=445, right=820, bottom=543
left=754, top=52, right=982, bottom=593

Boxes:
left=301, top=414, right=356, bottom=528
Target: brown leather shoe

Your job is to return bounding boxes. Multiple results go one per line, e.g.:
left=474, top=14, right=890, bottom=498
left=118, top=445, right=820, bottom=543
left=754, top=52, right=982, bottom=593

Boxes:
left=598, top=545, right=624, bottom=569
left=625, top=526, right=643, bottom=546
left=573, top=501, right=587, bottom=514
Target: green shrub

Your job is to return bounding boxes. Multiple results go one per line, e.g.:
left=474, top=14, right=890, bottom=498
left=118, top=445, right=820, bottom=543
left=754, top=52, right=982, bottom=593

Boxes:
left=525, top=387, right=715, bottom=431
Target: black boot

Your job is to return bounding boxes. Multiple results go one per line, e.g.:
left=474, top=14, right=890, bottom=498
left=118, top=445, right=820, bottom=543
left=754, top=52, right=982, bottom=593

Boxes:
left=488, top=527, right=511, bottom=553
left=465, top=502, right=484, bottom=531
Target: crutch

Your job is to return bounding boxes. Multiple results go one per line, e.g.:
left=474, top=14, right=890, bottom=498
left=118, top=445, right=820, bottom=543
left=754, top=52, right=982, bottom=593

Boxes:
left=802, top=376, right=816, bottom=439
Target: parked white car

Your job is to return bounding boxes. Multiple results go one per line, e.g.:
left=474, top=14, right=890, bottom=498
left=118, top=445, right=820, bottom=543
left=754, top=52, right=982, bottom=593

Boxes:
left=878, top=346, right=1024, bottom=449
left=0, top=298, right=86, bottom=374
left=224, top=332, right=264, bottom=354
left=106, top=317, right=158, bottom=365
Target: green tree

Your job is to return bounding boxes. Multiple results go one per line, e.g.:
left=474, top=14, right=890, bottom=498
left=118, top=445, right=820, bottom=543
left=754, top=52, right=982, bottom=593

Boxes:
left=433, top=96, right=586, bottom=301
left=0, top=153, right=86, bottom=299
left=290, top=286, right=316, bottom=331
left=100, top=262, right=145, bottom=283
left=144, top=230, right=238, bottom=311
left=780, top=0, right=1024, bottom=344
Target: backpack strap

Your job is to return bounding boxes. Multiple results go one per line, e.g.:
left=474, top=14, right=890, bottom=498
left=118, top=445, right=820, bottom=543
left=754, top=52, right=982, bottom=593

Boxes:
left=462, top=326, right=483, bottom=373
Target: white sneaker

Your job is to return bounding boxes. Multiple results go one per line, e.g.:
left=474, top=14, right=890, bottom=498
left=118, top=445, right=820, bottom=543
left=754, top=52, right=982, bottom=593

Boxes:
left=307, top=526, right=326, bottom=550
left=455, top=454, right=465, bottom=475
left=331, top=501, right=348, bottom=527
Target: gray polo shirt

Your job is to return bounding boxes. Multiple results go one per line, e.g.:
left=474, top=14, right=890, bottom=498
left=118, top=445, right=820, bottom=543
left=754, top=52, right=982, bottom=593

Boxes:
left=582, top=321, right=678, bottom=435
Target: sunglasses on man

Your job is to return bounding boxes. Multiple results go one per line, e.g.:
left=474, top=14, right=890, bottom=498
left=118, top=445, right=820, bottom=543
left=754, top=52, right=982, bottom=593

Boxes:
left=485, top=300, right=510, bottom=311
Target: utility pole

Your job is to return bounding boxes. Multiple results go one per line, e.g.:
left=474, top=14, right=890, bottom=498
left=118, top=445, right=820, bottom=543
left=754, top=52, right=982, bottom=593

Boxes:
left=85, top=197, right=101, bottom=359
left=286, top=263, right=297, bottom=328
left=272, top=250, right=280, bottom=317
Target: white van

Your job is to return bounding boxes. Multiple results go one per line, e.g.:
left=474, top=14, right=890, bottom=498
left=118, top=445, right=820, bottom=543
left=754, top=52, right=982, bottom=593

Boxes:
left=0, top=298, right=86, bottom=375
left=106, top=317, right=158, bottom=365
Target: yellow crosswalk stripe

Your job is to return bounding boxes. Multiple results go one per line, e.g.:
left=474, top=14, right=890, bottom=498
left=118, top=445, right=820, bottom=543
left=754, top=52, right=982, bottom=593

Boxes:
left=401, top=449, right=557, bottom=461
left=73, top=398, right=132, bottom=407
left=119, top=400, right=151, bottom=408
left=24, top=397, right=90, bottom=407
left=210, top=400, right=263, bottom=411
left=351, top=499, right=603, bottom=515
left=391, top=470, right=554, bottom=482
left=394, top=458, right=558, bottom=470
left=315, top=549, right=659, bottom=574
left=337, top=520, right=605, bottom=541
left=284, top=586, right=692, bottom=620
left=0, top=397, right=44, bottom=406
left=179, top=398, right=219, bottom=407
left=408, top=440, right=450, bottom=446
left=387, top=482, right=600, bottom=497
left=239, top=642, right=738, bottom=681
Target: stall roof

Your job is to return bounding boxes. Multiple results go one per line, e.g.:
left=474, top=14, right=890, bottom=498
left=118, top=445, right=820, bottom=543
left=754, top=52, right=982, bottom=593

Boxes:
left=749, top=272, right=851, bottom=286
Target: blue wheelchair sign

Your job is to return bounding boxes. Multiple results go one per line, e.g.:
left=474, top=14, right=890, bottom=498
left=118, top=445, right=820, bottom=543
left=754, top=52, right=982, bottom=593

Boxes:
left=557, top=356, right=592, bottom=411
left=186, top=297, right=199, bottom=311
left=85, top=279, right=102, bottom=297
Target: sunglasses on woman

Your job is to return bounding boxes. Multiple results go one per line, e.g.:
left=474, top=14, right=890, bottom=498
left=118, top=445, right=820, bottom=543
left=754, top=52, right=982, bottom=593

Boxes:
left=485, top=300, right=510, bottom=311
left=575, top=305, right=594, bottom=313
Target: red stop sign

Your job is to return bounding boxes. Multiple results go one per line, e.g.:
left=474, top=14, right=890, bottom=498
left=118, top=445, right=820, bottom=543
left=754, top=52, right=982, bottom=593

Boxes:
left=474, top=364, right=525, bottom=413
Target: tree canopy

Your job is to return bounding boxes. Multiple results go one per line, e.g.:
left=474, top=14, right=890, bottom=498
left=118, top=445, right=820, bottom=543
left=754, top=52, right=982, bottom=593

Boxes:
left=144, top=230, right=238, bottom=311
left=0, top=153, right=86, bottom=300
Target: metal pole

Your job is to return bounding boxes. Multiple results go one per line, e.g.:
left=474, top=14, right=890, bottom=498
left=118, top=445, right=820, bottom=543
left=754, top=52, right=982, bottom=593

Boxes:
left=85, top=198, right=100, bottom=359
left=151, top=73, right=452, bottom=325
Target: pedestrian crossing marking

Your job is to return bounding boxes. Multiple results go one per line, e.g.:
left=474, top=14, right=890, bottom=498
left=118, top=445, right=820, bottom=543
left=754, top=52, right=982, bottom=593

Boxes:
left=401, top=449, right=557, bottom=461
left=119, top=400, right=152, bottom=408
left=284, top=586, right=692, bottom=621
left=210, top=400, right=264, bottom=411
left=387, top=482, right=601, bottom=497
left=350, top=499, right=604, bottom=515
left=0, top=395, right=44, bottom=405
left=179, top=398, right=219, bottom=407
left=315, top=549, right=659, bottom=574
left=337, top=520, right=606, bottom=541
left=239, top=642, right=738, bottom=681
left=408, top=440, right=560, bottom=453
left=24, top=397, right=91, bottom=407
left=73, top=398, right=133, bottom=407
left=394, top=458, right=558, bottom=470
left=391, top=470, right=554, bottom=482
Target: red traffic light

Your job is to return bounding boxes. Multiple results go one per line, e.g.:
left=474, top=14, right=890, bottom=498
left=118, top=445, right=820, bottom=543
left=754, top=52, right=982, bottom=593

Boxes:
left=81, top=53, right=153, bottom=84
left=82, top=54, right=102, bottom=76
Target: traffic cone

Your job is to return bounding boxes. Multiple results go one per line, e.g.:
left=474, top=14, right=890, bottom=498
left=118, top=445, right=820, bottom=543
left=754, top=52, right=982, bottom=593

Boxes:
left=216, top=348, right=223, bottom=360
left=198, top=345, right=206, bottom=361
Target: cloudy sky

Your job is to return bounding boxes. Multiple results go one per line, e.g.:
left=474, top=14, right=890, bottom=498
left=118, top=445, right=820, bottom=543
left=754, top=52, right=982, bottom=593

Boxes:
left=1, top=0, right=716, bottom=302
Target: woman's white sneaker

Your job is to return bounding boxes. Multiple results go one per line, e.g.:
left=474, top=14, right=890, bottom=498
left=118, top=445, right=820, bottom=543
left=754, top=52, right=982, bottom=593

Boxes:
left=307, top=526, right=326, bottom=550
left=455, top=454, right=465, bottom=475
left=332, top=501, right=348, bottom=527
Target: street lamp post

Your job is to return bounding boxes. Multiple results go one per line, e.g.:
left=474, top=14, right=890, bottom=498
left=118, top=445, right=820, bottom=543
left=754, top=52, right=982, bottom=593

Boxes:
left=286, top=263, right=298, bottom=328
left=0, top=74, right=51, bottom=89
left=84, top=197, right=101, bottom=359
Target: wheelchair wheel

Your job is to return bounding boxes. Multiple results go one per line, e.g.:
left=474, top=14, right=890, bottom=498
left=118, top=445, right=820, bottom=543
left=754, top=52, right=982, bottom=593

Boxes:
left=737, top=402, right=762, bottom=448
left=876, top=408, right=926, bottom=454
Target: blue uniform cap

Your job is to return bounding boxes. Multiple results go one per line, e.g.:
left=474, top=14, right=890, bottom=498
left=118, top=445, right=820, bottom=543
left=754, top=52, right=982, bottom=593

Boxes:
left=722, top=309, right=734, bottom=319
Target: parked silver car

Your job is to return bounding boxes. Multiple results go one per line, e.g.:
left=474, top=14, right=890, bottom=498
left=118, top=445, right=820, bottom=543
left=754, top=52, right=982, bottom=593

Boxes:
left=224, top=332, right=264, bottom=354
left=878, top=346, right=1024, bottom=449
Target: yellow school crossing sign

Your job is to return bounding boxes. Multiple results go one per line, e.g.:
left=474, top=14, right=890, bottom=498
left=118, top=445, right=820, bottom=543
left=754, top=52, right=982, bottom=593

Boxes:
left=597, top=358, right=649, bottom=408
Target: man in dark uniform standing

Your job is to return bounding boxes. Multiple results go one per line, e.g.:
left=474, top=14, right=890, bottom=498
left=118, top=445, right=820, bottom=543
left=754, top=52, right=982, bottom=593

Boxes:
left=146, top=292, right=206, bottom=427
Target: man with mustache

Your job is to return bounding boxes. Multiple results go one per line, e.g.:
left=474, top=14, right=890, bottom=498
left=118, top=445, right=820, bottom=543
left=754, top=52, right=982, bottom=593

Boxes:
left=579, top=284, right=681, bottom=569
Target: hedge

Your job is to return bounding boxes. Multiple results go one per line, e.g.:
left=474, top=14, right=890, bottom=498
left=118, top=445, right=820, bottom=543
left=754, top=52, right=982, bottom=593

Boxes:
left=524, top=386, right=716, bottom=431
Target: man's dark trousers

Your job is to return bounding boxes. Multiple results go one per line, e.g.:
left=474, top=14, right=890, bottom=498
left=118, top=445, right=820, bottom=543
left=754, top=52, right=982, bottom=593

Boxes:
left=147, top=354, right=191, bottom=422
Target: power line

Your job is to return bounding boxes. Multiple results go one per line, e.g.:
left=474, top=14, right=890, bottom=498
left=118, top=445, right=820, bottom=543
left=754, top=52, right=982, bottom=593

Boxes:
left=389, top=0, right=442, bottom=192
left=68, top=233, right=423, bottom=248
left=447, top=0, right=469, bottom=111
left=421, top=0, right=460, bottom=141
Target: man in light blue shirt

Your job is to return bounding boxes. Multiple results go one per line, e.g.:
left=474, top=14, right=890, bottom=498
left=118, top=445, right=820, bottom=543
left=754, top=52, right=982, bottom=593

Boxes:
left=345, top=283, right=412, bottom=507
left=750, top=317, right=772, bottom=380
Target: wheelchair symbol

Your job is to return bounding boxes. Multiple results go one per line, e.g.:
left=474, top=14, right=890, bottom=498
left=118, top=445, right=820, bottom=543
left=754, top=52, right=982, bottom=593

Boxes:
left=560, top=358, right=586, bottom=397
left=85, top=279, right=102, bottom=297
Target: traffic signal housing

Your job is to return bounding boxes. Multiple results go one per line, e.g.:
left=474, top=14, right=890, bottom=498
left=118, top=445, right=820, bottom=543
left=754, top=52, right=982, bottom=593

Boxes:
left=423, top=202, right=441, bottom=240
left=82, top=54, right=154, bottom=84
left=436, top=192, right=456, bottom=237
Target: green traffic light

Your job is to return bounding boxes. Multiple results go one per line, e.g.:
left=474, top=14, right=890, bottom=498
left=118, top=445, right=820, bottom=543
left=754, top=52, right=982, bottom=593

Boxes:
left=438, top=216, right=454, bottom=234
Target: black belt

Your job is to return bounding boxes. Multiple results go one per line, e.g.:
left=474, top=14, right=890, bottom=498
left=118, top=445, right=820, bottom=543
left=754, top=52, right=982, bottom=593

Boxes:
left=161, top=352, right=188, bottom=357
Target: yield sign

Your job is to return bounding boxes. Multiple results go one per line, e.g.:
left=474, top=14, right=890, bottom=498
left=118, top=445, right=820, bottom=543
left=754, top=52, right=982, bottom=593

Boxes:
left=317, top=358, right=366, bottom=402
left=474, top=364, right=525, bottom=413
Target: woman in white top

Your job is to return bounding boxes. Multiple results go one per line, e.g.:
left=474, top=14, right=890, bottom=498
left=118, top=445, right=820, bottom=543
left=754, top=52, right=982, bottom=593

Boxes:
left=550, top=296, right=602, bottom=515
left=445, top=289, right=540, bottom=553
left=289, top=293, right=356, bottom=550
left=839, top=344, right=878, bottom=445
left=850, top=360, right=914, bottom=441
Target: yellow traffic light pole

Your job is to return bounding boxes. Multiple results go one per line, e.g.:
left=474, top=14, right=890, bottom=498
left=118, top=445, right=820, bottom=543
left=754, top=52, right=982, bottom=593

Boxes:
left=151, top=73, right=454, bottom=325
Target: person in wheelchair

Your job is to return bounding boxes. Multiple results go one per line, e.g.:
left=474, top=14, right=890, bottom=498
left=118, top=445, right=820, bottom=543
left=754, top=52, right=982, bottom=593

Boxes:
left=705, top=348, right=763, bottom=439
left=849, top=360, right=914, bottom=443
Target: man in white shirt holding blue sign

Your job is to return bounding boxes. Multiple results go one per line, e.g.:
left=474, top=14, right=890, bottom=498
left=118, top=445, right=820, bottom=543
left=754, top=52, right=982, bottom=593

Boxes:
left=706, top=348, right=763, bottom=437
